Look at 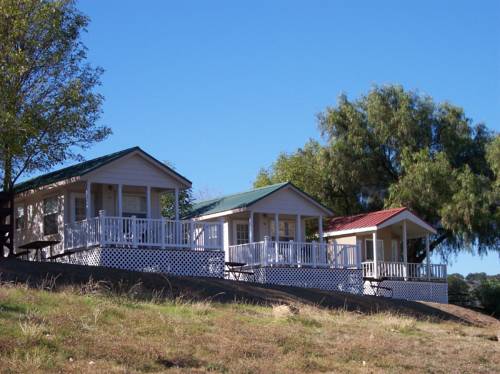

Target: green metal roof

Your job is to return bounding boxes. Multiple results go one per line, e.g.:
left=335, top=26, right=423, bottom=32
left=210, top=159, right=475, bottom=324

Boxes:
left=186, top=182, right=289, bottom=218
left=13, top=146, right=191, bottom=194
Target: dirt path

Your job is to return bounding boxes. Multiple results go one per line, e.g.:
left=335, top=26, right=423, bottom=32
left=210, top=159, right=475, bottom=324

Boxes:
left=1, top=259, right=498, bottom=327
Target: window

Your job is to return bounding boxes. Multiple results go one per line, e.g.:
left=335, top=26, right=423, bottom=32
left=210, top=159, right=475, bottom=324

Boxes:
left=365, top=239, right=384, bottom=261
left=391, top=240, right=399, bottom=262
left=15, top=206, right=25, bottom=230
left=270, top=221, right=296, bottom=241
left=235, top=223, right=249, bottom=245
left=43, top=197, right=59, bottom=235
left=123, top=195, right=147, bottom=218
left=74, top=196, right=86, bottom=222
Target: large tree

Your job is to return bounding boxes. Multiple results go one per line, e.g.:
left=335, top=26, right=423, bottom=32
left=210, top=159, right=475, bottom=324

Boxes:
left=0, top=0, right=111, bottom=192
left=255, top=85, right=499, bottom=260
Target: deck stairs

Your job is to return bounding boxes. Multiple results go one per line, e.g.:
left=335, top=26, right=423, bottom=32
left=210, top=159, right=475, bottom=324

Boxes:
left=0, top=191, right=14, bottom=258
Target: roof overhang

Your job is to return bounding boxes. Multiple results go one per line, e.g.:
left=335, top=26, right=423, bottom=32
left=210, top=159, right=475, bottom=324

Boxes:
left=323, top=209, right=437, bottom=237
left=191, top=182, right=334, bottom=220
left=84, top=149, right=192, bottom=189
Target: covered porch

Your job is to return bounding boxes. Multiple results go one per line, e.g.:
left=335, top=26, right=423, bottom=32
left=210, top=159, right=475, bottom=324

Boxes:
left=63, top=180, right=223, bottom=251
left=225, top=211, right=360, bottom=268
left=324, top=208, right=447, bottom=282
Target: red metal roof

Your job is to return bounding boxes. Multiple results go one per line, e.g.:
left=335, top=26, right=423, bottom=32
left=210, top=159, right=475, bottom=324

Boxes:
left=326, top=207, right=408, bottom=232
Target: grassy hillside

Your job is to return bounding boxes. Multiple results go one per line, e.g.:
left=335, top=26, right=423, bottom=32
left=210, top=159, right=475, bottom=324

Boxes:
left=0, top=260, right=499, bottom=373
left=0, top=282, right=499, bottom=373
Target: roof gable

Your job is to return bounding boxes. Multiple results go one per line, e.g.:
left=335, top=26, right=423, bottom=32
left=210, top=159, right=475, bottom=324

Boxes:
left=327, top=207, right=407, bottom=232
left=187, top=182, right=333, bottom=218
left=13, top=147, right=191, bottom=194
left=325, top=207, right=436, bottom=235
left=187, top=183, right=288, bottom=218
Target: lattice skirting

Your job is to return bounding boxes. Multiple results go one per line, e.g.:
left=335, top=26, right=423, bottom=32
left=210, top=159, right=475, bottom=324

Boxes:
left=229, top=267, right=364, bottom=295
left=363, top=280, right=448, bottom=304
left=56, top=247, right=225, bottom=278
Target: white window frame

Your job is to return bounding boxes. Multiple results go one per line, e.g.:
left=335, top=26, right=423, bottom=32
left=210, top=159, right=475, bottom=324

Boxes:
left=233, top=220, right=249, bottom=245
left=15, top=204, right=26, bottom=231
left=122, top=193, right=147, bottom=218
left=269, top=219, right=296, bottom=242
left=43, top=195, right=59, bottom=236
left=71, top=193, right=86, bottom=223
left=391, top=239, right=399, bottom=262
left=365, top=239, right=384, bottom=261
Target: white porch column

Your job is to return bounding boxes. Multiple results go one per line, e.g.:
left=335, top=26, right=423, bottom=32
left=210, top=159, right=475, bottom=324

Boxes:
left=146, top=186, right=151, bottom=218
left=318, top=215, right=323, bottom=244
left=296, top=214, right=301, bottom=242
left=426, top=234, right=431, bottom=280
left=403, top=220, right=408, bottom=280
left=174, top=188, right=180, bottom=221
left=248, top=211, right=254, bottom=243
left=117, top=184, right=123, bottom=217
left=85, top=180, right=91, bottom=220
left=372, top=231, right=378, bottom=278
left=274, top=213, right=279, bottom=263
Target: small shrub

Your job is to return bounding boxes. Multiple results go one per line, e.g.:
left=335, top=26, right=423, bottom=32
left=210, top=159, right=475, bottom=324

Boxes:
left=447, top=274, right=471, bottom=305
left=474, top=279, right=500, bottom=317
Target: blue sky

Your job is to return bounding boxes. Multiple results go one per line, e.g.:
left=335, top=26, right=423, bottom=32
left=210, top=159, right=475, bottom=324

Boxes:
left=72, top=1, right=499, bottom=274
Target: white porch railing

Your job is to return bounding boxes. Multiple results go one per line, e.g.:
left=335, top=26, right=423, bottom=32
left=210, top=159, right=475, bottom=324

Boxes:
left=64, top=215, right=223, bottom=251
left=228, top=240, right=360, bottom=268
left=362, top=261, right=447, bottom=281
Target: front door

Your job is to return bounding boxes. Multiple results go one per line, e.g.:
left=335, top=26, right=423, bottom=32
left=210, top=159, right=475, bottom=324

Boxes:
left=71, top=193, right=87, bottom=223
left=233, top=220, right=249, bottom=245
left=365, top=239, right=384, bottom=261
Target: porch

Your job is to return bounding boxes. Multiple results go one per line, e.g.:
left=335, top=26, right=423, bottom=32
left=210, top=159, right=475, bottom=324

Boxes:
left=228, top=239, right=360, bottom=268
left=362, top=261, right=447, bottom=281
left=324, top=207, right=448, bottom=283
left=64, top=212, right=224, bottom=251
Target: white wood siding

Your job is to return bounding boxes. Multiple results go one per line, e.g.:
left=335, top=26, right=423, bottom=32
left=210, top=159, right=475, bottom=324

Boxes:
left=85, top=154, right=187, bottom=189
left=250, top=187, right=327, bottom=216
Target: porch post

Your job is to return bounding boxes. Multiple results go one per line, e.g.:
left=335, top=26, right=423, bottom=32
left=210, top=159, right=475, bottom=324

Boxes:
left=85, top=180, right=91, bottom=220
left=403, top=220, right=408, bottom=280
left=372, top=231, right=378, bottom=278
left=146, top=186, right=151, bottom=219
left=174, top=188, right=180, bottom=221
left=248, top=211, right=254, bottom=243
left=426, top=234, right=431, bottom=280
left=274, top=213, right=279, bottom=263
left=318, top=215, right=323, bottom=244
left=117, top=184, right=123, bottom=217
left=296, top=214, right=301, bottom=242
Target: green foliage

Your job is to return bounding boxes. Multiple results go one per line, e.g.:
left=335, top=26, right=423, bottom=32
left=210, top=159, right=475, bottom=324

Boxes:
left=447, top=274, right=471, bottom=305
left=161, top=188, right=193, bottom=219
left=474, top=279, right=500, bottom=317
left=0, top=0, right=111, bottom=190
left=465, top=272, right=488, bottom=282
left=254, top=140, right=330, bottom=207
left=255, top=85, right=499, bottom=258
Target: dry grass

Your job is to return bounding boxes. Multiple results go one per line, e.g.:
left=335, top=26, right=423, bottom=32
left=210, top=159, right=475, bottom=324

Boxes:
left=0, top=281, right=499, bottom=374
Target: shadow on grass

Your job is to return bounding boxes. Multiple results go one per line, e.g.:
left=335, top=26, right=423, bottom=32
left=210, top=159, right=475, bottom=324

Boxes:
left=0, top=258, right=483, bottom=326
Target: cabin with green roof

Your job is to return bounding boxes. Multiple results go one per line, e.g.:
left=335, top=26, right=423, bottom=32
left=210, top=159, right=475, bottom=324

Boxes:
left=188, top=182, right=338, bottom=263
left=11, top=147, right=224, bottom=277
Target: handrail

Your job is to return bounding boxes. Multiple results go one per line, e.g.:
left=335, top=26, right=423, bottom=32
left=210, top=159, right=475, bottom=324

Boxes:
left=63, top=215, right=224, bottom=252
left=362, top=261, right=447, bottom=281
left=228, top=240, right=361, bottom=269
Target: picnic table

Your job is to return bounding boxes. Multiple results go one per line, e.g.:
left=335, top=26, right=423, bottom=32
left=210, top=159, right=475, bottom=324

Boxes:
left=18, top=240, right=60, bottom=261
left=364, top=277, right=393, bottom=298
left=224, top=261, right=255, bottom=281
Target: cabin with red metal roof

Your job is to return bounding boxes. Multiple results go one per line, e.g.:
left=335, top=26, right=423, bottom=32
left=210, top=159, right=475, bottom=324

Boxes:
left=324, top=207, right=447, bottom=302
